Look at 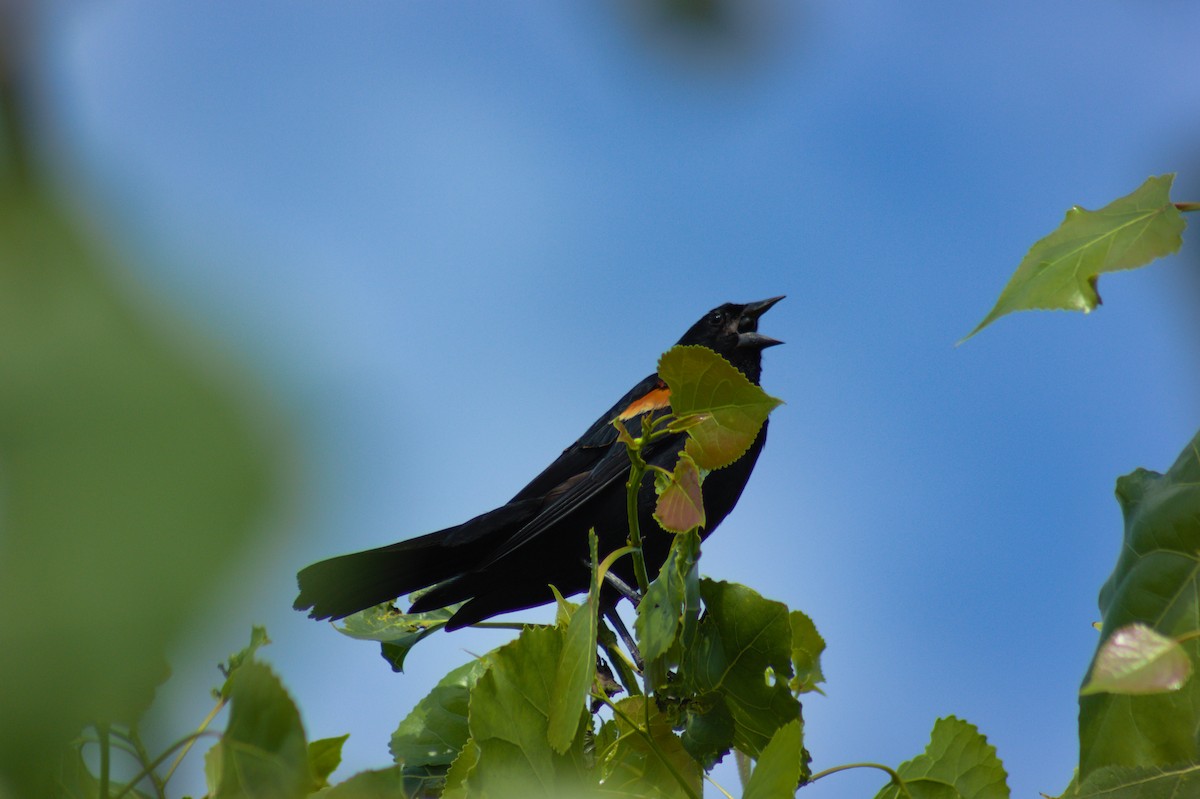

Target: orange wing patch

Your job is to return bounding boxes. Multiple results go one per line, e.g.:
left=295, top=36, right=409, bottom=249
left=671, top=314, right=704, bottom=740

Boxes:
left=616, top=383, right=672, bottom=421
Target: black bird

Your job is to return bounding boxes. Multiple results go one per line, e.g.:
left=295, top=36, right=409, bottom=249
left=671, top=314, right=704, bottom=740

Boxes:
left=295, top=297, right=783, bottom=630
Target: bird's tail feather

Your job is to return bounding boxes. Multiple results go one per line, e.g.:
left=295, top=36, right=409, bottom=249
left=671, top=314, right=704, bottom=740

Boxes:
left=293, top=499, right=540, bottom=621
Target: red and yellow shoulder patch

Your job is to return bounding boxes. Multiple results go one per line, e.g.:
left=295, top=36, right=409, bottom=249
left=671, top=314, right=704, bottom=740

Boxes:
left=616, top=381, right=672, bottom=421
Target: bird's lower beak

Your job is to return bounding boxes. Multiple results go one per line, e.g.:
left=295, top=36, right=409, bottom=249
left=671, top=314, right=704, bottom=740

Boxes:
left=737, top=296, right=784, bottom=349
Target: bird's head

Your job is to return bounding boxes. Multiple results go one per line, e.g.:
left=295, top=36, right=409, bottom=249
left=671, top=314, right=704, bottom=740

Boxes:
left=675, top=296, right=784, bottom=383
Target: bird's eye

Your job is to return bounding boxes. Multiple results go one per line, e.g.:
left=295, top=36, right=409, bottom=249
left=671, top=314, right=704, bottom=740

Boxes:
left=708, top=311, right=725, bottom=326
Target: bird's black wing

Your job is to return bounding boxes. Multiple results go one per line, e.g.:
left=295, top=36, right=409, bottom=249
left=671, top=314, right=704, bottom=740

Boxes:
left=506, top=372, right=666, bottom=503
left=480, top=378, right=681, bottom=567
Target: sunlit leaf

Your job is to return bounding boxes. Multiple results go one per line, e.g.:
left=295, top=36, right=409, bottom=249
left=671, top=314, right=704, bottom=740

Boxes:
left=964, top=174, right=1185, bottom=340
left=874, top=716, right=1009, bottom=799
left=654, top=451, right=706, bottom=533
left=743, top=720, right=804, bottom=799
left=336, top=601, right=463, bottom=673
left=1081, top=623, right=1192, bottom=696
left=548, top=531, right=600, bottom=753
left=390, top=658, right=489, bottom=771
left=789, top=611, right=826, bottom=695
left=599, top=697, right=701, bottom=798
left=657, top=346, right=782, bottom=470
left=467, top=626, right=591, bottom=797
left=1079, top=430, right=1200, bottom=780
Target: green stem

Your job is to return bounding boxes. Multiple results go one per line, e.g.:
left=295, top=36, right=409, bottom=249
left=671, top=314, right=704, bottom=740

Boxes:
left=1174, top=202, right=1200, bottom=212
left=96, top=723, right=111, bottom=799
left=808, top=762, right=911, bottom=797
left=704, top=774, right=736, bottom=799
left=126, top=728, right=168, bottom=799
left=161, top=696, right=226, bottom=787
left=112, top=732, right=221, bottom=799
left=625, top=451, right=651, bottom=594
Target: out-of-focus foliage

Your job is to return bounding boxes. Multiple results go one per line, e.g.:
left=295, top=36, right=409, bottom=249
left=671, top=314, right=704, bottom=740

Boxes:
left=0, top=47, right=278, bottom=794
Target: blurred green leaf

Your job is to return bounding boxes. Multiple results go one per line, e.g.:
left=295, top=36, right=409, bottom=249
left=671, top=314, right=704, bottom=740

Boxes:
left=310, top=765, right=404, bottom=798
left=218, top=626, right=272, bottom=698
left=599, top=697, right=701, bottom=798
left=207, top=662, right=311, bottom=799
left=680, top=580, right=801, bottom=765
left=336, top=601, right=462, bottom=673
left=467, top=626, right=591, bottom=797
left=657, top=346, right=782, bottom=470
left=1079, top=431, right=1200, bottom=780
left=965, top=174, right=1186, bottom=340
left=653, top=451, right=706, bottom=533
left=390, top=657, right=489, bottom=771
left=1081, top=623, right=1192, bottom=696
left=0, top=104, right=277, bottom=792
left=743, top=720, right=804, bottom=799
left=874, top=716, right=1009, bottom=799
left=549, top=531, right=600, bottom=753
left=307, top=735, right=350, bottom=791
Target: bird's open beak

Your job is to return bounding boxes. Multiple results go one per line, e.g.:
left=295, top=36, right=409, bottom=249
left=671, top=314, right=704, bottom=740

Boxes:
left=738, top=295, right=784, bottom=349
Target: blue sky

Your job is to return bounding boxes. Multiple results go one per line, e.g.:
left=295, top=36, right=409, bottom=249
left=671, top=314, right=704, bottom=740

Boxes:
left=34, top=1, right=1200, bottom=796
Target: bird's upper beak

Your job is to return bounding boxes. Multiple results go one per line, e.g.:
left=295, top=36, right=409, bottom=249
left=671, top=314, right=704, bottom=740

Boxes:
left=737, top=295, right=784, bottom=349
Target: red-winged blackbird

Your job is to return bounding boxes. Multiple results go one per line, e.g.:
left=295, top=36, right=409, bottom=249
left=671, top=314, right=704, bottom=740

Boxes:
left=294, top=297, right=783, bottom=629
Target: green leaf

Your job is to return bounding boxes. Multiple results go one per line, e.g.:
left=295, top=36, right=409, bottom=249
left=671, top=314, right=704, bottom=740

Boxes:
left=874, top=716, right=1009, bottom=799
left=789, top=611, right=826, bottom=694
left=467, top=625, right=591, bottom=797
left=548, top=530, right=600, bottom=753
left=1075, top=762, right=1200, bottom=799
left=599, top=696, right=702, bottom=798
left=680, top=580, right=802, bottom=764
left=208, top=662, right=311, bottom=799
left=1081, top=623, right=1192, bottom=696
left=743, top=720, right=804, bottom=799
left=1079, top=431, right=1200, bottom=780
left=964, top=174, right=1186, bottom=340
left=336, top=601, right=462, bottom=673
left=311, top=765, right=404, bottom=798
left=657, top=346, right=783, bottom=470
left=307, top=735, right=350, bottom=791
left=636, top=530, right=701, bottom=664
left=654, top=451, right=706, bottom=533
left=390, top=657, right=489, bottom=770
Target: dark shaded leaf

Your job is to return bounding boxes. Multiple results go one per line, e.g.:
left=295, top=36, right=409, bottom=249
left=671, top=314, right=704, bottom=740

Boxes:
left=681, top=581, right=800, bottom=763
